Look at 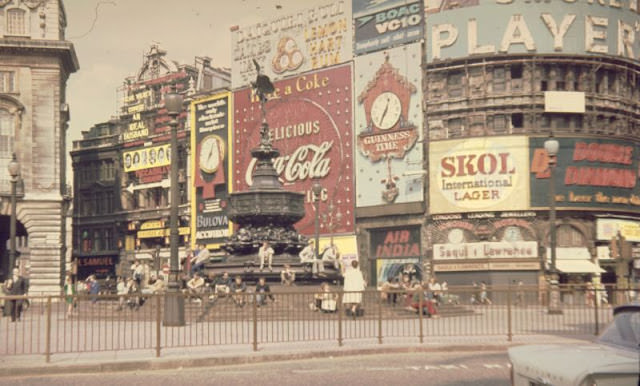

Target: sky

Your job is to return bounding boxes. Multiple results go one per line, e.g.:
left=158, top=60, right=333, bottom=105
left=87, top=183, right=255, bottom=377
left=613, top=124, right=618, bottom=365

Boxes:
left=64, top=0, right=322, bottom=162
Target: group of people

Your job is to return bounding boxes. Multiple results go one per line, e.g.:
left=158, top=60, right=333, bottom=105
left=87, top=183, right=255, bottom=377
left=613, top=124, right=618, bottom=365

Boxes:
left=378, top=274, right=442, bottom=318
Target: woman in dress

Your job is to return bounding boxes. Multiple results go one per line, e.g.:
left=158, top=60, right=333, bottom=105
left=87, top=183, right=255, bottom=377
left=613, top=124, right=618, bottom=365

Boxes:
left=343, top=260, right=366, bottom=317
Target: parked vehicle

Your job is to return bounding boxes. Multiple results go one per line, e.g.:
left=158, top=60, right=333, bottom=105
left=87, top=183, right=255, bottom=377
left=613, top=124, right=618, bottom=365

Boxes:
left=508, top=303, right=640, bottom=386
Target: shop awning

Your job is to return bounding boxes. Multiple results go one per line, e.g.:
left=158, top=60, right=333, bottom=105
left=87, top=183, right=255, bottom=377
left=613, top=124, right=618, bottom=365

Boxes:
left=547, top=247, right=605, bottom=273
left=555, top=259, right=605, bottom=274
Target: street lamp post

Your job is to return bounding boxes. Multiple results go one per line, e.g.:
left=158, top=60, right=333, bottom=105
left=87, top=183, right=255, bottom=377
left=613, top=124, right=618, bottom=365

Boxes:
left=311, top=180, right=323, bottom=262
left=163, top=92, right=185, bottom=326
left=8, top=153, right=20, bottom=273
left=544, top=136, right=562, bottom=315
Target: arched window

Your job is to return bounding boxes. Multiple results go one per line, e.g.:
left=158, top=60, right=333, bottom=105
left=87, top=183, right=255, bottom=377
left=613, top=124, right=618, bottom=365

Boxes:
left=556, top=224, right=586, bottom=248
left=6, top=8, right=28, bottom=36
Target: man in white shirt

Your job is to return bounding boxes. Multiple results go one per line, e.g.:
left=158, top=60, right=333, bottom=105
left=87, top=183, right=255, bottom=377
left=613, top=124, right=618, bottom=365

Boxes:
left=299, top=240, right=323, bottom=275
left=187, top=272, right=205, bottom=303
left=258, top=241, right=274, bottom=272
left=321, top=244, right=340, bottom=270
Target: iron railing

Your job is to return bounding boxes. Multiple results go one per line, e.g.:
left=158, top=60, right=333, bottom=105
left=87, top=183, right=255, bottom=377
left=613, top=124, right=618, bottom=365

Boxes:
left=0, top=284, right=636, bottom=362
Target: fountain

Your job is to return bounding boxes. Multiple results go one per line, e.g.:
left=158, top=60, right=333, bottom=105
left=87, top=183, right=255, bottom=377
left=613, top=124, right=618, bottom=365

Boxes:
left=220, top=63, right=307, bottom=267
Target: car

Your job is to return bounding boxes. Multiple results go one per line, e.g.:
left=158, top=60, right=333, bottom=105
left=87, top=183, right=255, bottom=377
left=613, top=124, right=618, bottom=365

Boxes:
left=508, top=303, right=640, bottom=386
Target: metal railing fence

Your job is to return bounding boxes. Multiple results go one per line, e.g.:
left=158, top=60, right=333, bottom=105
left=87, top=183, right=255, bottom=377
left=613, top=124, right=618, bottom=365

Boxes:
left=0, top=284, right=635, bottom=362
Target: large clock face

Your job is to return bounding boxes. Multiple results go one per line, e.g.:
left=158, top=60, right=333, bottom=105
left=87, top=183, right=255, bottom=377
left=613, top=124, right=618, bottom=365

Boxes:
left=447, top=228, right=465, bottom=244
left=199, top=135, right=224, bottom=174
left=371, top=91, right=401, bottom=130
left=503, top=226, right=523, bottom=242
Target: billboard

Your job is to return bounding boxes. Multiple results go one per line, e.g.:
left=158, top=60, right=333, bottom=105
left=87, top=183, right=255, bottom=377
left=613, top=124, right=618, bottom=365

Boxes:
left=190, top=93, right=232, bottom=247
left=530, top=137, right=640, bottom=213
left=597, top=218, right=640, bottom=242
left=123, top=144, right=170, bottom=173
left=231, top=0, right=352, bottom=89
left=426, top=1, right=640, bottom=62
left=353, top=0, right=424, bottom=55
left=232, top=64, right=354, bottom=236
left=355, top=43, right=424, bottom=207
left=429, top=136, right=530, bottom=214
left=370, top=226, right=422, bottom=286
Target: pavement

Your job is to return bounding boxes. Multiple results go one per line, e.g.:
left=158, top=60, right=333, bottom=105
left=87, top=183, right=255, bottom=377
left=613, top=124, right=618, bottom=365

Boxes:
left=0, top=333, right=596, bottom=378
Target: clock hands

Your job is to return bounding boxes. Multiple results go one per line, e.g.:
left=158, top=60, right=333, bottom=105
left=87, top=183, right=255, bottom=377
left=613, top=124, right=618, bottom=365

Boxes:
left=206, top=142, right=215, bottom=163
left=378, top=97, right=390, bottom=127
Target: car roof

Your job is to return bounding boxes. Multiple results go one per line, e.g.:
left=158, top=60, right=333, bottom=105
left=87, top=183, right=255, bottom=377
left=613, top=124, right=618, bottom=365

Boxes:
left=613, top=303, right=640, bottom=316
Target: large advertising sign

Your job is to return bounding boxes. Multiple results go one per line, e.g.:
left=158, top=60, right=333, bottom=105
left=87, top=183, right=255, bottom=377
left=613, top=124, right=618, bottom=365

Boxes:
left=426, top=1, right=640, bottom=62
left=232, top=64, right=354, bottom=236
left=429, top=136, right=530, bottom=214
left=355, top=43, right=423, bottom=207
left=530, top=137, right=640, bottom=213
left=597, top=218, right=640, bottom=242
left=190, top=93, right=232, bottom=247
left=230, top=0, right=352, bottom=89
left=370, top=226, right=422, bottom=285
left=353, top=0, right=424, bottom=55
left=123, top=144, right=170, bottom=173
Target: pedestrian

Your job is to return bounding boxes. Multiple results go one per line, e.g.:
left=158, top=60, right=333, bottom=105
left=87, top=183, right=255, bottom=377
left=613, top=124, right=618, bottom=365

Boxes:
left=343, top=260, right=366, bottom=317
left=280, top=264, right=296, bottom=286
left=299, top=240, right=323, bottom=275
left=230, top=275, right=247, bottom=307
left=87, top=275, right=100, bottom=304
left=7, top=268, right=27, bottom=322
left=258, top=241, right=274, bottom=272
left=254, top=277, right=274, bottom=306
left=63, top=275, right=76, bottom=317
left=191, top=244, right=210, bottom=275
left=116, top=276, right=127, bottom=311
left=480, top=281, right=492, bottom=305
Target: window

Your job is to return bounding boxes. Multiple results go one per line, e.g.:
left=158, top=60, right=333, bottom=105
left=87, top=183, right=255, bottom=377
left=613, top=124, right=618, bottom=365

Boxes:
left=447, top=118, right=463, bottom=137
left=0, top=108, right=14, bottom=191
left=493, top=114, right=507, bottom=134
left=0, top=71, right=15, bottom=93
left=6, top=8, right=28, bottom=36
left=493, top=67, right=506, bottom=92
left=511, top=113, right=524, bottom=129
left=447, top=71, right=464, bottom=98
left=510, top=65, right=523, bottom=79
left=556, top=225, right=585, bottom=247
left=104, top=229, right=113, bottom=251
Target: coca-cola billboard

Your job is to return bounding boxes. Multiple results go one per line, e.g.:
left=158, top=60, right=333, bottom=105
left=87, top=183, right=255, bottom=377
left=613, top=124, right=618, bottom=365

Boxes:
left=232, top=64, right=354, bottom=236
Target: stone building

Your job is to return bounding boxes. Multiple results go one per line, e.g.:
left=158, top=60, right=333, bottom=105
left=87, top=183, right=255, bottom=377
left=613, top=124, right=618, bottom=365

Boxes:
left=71, top=45, right=229, bottom=281
left=0, top=0, right=78, bottom=293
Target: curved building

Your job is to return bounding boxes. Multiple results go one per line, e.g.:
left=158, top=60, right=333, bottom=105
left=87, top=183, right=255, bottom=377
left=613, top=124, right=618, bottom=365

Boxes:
left=424, top=1, right=640, bottom=290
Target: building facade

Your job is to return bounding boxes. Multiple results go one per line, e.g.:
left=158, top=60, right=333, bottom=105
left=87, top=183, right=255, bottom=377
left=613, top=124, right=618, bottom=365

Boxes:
left=0, top=0, right=78, bottom=293
left=422, top=1, right=640, bottom=288
left=71, top=45, right=229, bottom=281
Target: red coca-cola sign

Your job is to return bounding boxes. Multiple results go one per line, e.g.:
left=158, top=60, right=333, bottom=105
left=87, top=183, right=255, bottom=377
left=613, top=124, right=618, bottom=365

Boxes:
left=233, top=64, right=354, bottom=236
